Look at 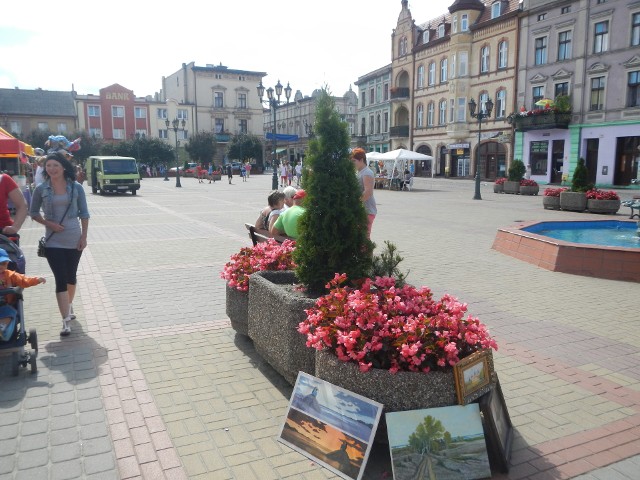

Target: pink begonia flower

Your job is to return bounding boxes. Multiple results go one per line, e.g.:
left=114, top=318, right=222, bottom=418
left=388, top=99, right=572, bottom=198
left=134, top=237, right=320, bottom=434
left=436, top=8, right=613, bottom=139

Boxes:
left=299, top=274, right=497, bottom=373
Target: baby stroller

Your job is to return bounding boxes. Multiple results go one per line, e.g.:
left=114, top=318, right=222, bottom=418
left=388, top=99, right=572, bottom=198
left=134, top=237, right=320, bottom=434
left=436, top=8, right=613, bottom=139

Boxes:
left=0, top=234, right=37, bottom=375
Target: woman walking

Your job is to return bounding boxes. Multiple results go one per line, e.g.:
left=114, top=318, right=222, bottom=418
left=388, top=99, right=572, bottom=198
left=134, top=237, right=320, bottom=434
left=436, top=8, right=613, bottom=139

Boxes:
left=29, top=152, right=90, bottom=336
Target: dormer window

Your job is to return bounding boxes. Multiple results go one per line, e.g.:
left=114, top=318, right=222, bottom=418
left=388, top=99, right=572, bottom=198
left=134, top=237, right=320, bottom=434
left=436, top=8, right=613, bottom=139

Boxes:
left=438, top=23, right=445, bottom=38
left=423, top=30, right=430, bottom=43
left=491, top=1, right=501, bottom=19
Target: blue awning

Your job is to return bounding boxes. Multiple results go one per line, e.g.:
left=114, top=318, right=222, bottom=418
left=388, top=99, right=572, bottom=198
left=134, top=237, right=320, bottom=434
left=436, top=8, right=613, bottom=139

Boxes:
left=265, top=133, right=299, bottom=142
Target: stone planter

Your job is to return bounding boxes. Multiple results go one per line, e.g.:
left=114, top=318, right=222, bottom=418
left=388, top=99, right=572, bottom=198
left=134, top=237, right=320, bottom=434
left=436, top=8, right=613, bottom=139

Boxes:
left=248, top=270, right=317, bottom=385
left=211, top=173, right=222, bottom=181
left=315, top=350, right=457, bottom=412
left=493, top=183, right=504, bottom=194
left=587, top=199, right=621, bottom=214
left=542, top=196, right=561, bottom=210
left=226, top=284, right=249, bottom=336
left=519, top=185, right=539, bottom=196
left=560, top=191, right=587, bottom=212
left=503, top=181, right=520, bottom=195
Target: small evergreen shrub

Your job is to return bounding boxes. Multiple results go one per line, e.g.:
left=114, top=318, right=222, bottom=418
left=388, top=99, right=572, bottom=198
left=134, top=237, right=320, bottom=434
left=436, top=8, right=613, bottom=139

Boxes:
left=370, top=241, right=408, bottom=287
left=571, top=158, right=592, bottom=192
left=508, top=160, right=526, bottom=182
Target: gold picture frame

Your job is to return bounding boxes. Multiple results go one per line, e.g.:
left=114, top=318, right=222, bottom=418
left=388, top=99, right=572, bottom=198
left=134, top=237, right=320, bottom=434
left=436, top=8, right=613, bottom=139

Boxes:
left=453, top=349, right=494, bottom=405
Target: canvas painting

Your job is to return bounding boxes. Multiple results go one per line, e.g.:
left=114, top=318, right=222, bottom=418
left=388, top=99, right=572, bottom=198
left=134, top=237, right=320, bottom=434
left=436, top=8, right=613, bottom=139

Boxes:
left=278, top=372, right=383, bottom=480
left=386, top=404, right=491, bottom=480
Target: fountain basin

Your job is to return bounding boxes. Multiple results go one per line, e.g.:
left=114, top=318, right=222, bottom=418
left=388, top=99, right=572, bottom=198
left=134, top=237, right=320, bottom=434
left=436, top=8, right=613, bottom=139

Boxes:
left=492, top=220, right=640, bottom=282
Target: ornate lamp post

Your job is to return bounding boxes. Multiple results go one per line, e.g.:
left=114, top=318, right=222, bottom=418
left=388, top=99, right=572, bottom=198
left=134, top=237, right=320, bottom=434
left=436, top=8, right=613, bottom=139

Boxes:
left=303, top=119, right=315, bottom=138
left=257, top=80, right=292, bottom=190
left=468, top=97, right=494, bottom=200
left=165, top=118, right=186, bottom=188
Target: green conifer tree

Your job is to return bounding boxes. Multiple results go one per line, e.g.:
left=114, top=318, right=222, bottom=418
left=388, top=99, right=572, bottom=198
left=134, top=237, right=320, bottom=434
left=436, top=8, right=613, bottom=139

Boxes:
left=571, top=158, right=591, bottom=192
left=294, top=89, right=373, bottom=293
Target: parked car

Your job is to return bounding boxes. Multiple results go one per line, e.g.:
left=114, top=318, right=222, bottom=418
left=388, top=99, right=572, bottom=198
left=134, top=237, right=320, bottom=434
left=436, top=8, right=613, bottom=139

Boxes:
left=224, top=162, right=242, bottom=173
left=169, top=162, right=198, bottom=176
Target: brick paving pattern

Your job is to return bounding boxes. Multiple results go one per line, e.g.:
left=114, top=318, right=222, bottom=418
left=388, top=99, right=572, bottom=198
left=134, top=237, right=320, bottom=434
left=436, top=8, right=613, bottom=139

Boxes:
left=0, top=174, right=638, bottom=479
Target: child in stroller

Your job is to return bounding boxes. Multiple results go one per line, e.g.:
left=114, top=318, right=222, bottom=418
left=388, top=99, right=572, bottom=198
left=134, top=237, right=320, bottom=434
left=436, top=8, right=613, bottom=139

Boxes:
left=0, top=241, right=44, bottom=375
left=0, top=247, right=45, bottom=341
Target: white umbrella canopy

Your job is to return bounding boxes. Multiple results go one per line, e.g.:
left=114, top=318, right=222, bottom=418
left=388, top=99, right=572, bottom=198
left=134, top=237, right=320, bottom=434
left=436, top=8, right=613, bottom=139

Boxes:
left=365, top=151, right=383, bottom=160
left=377, top=148, right=433, bottom=161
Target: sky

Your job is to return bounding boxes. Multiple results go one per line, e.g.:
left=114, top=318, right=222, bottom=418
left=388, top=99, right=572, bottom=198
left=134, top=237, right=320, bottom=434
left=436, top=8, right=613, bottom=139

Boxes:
left=0, top=0, right=454, bottom=99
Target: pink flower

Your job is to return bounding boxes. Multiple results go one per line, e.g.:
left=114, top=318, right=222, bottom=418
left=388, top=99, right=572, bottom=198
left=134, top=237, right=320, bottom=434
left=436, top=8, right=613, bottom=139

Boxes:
left=298, top=274, right=498, bottom=373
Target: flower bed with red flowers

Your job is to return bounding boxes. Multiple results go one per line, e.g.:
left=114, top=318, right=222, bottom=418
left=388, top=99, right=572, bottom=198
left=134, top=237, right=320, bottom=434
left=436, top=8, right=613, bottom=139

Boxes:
left=520, top=179, right=538, bottom=187
left=586, top=189, right=619, bottom=201
left=495, top=177, right=507, bottom=185
left=221, top=239, right=296, bottom=291
left=298, top=274, right=498, bottom=374
left=543, top=187, right=568, bottom=197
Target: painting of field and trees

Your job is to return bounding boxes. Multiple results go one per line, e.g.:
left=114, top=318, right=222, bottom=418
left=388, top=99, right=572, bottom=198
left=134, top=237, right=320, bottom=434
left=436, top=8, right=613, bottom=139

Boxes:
left=386, top=404, right=490, bottom=480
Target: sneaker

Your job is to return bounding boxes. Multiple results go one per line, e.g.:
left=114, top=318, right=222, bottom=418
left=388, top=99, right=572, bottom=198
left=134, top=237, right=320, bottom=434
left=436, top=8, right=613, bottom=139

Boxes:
left=69, top=304, right=76, bottom=320
left=60, top=318, right=71, bottom=336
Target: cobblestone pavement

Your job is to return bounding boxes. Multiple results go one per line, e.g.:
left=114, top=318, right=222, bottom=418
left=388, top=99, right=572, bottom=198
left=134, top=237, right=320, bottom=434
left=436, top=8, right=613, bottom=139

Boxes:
left=0, top=174, right=638, bottom=479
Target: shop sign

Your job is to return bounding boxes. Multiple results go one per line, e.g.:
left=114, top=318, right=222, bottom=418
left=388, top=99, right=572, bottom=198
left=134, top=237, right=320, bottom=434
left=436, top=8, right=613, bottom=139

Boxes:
left=448, top=143, right=469, bottom=149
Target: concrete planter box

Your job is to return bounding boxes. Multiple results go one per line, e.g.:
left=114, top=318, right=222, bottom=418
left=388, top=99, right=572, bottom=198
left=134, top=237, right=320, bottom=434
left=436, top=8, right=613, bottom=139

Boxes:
left=211, top=173, right=222, bottom=181
left=587, top=199, right=621, bottom=214
left=315, top=350, right=457, bottom=412
left=560, top=191, right=587, bottom=212
left=248, top=270, right=317, bottom=385
left=503, top=181, right=520, bottom=194
left=226, top=284, right=249, bottom=336
left=542, top=196, right=561, bottom=210
left=519, top=185, right=539, bottom=196
left=493, top=183, right=504, bottom=193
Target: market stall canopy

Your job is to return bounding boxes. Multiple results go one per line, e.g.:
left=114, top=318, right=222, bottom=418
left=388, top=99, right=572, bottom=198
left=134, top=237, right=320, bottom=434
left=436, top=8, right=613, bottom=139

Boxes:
left=366, top=151, right=383, bottom=160
left=0, top=127, right=34, bottom=161
left=377, top=148, right=434, bottom=161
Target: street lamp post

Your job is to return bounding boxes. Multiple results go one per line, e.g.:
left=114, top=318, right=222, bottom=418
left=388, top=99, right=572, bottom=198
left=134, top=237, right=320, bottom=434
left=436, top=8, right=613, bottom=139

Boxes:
left=165, top=118, right=186, bottom=188
left=257, top=80, right=292, bottom=190
left=468, top=97, right=494, bottom=200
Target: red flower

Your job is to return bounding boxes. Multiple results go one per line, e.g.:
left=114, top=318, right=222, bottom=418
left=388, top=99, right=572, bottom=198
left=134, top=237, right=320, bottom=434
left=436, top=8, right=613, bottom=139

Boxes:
left=543, top=187, right=568, bottom=197
left=495, top=177, right=507, bottom=185
left=520, top=179, right=538, bottom=187
left=586, top=189, right=619, bottom=200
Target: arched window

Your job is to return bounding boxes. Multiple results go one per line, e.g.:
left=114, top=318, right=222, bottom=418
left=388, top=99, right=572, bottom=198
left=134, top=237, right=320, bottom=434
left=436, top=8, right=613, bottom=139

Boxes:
left=417, top=65, right=425, bottom=88
left=498, top=41, right=508, bottom=69
left=399, top=37, right=408, bottom=56
left=496, top=89, right=507, bottom=118
left=480, top=46, right=490, bottom=73
left=428, top=62, right=436, bottom=85
left=427, top=102, right=435, bottom=126
left=416, top=104, right=424, bottom=127
left=439, top=100, right=447, bottom=124
left=479, top=92, right=490, bottom=114
left=440, top=58, right=448, bottom=83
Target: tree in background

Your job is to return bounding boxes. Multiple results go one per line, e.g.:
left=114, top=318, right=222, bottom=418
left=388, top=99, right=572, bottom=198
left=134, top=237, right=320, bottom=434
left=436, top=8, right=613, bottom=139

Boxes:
left=184, top=131, right=217, bottom=167
left=294, top=89, right=373, bottom=294
left=408, top=415, right=447, bottom=480
left=227, top=133, right=263, bottom=169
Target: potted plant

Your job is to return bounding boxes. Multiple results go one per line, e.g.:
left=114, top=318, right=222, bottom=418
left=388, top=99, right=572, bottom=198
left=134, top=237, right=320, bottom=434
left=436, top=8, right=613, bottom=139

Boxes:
left=494, top=177, right=506, bottom=194
left=298, top=274, right=498, bottom=412
left=504, top=160, right=525, bottom=194
left=560, top=158, right=591, bottom=212
left=542, top=187, right=567, bottom=210
left=519, top=179, right=539, bottom=196
left=220, top=239, right=296, bottom=335
left=586, top=189, right=621, bottom=214
left=211, top=168, right=222, bottom=181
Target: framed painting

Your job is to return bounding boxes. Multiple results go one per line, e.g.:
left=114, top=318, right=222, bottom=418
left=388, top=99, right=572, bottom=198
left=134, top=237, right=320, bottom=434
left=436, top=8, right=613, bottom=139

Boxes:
left=479, top=375, right=513, bottom=473
left=278, top=372, right=383, bottom=480
left=453, top=349, right=494, bottom=405
left=386, top=404, right=491, bottom=480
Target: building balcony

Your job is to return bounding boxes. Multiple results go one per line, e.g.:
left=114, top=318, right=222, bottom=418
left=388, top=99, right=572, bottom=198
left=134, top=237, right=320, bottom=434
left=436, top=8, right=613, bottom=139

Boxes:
left=509, top=112, right=572, bottom=132
left=390, top=125, right=409, bottom=138
left=390, top=88, right=410, bottom=100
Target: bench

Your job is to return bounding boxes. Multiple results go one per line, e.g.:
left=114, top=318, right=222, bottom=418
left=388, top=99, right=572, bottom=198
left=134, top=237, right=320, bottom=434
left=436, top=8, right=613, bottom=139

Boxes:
left=621, top=196, right=640, bottom=219
left=244, top=223, right=290, bottom=246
